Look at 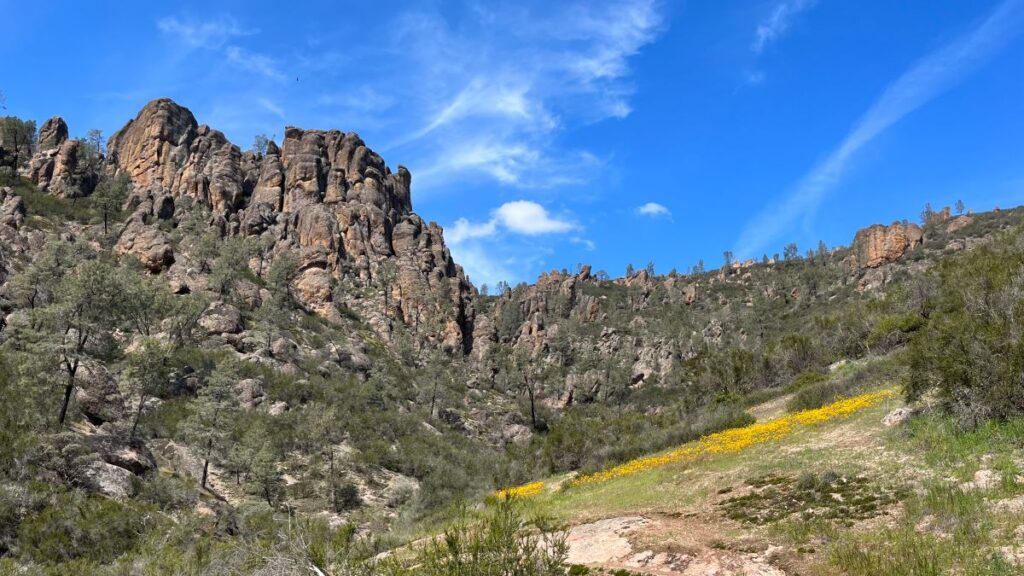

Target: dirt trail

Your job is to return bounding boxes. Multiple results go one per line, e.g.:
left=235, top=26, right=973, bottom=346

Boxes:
left=563, top=514, right=789, bottom=575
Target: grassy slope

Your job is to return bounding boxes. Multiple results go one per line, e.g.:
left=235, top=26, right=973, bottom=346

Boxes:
left=495, top=361, right=1024, bottom=575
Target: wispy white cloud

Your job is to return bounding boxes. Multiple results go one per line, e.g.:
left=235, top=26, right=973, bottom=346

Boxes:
left=736, top=0, right=1024, bottom=257
left=225, top=46, right=285, bottom=82
left=156, top=15, right=249, bottom=49
left=447, top=217, right=499, bottom=244
left=752, top=0, right=818, bottom=54
left=157, top=15, right=283, bottom=82
left=390, top=0, right=663, bottom=190
left=636, top=202, right=671, bottom=217
left=570, top=236, right=597, bottom=251
left=257, top=97, right=285, bottom=119
left=447, top=243, right=519, bottom=288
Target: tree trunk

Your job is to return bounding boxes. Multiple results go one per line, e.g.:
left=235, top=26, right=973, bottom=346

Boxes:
left=130, top=395, right=145, bottom=438
left=524, top=373, right=537, bottom=430
left=329, top=447, right=337, bottom=512
left=429, top=379, right=439, bottom=419
left=57, top=360, right=79, bottom=426
left=201, top=438, right=213, bottom=488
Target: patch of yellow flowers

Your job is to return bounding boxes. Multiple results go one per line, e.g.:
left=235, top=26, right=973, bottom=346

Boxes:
left=569, top=388, right=896, bottom=487
left=495, top=481, right=545, bottom=500
left=495, top=388, right=896, bottom=498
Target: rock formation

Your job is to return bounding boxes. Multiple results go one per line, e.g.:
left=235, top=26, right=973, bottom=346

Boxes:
left=25, top=116, right=99, bottom=197
left=850, top=221, right=924, bottom=269
left=102, top=98, right=474, bottom=351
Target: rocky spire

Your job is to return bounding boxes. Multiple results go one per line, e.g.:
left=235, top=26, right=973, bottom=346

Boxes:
left=105, top=98, right=475, bottom=352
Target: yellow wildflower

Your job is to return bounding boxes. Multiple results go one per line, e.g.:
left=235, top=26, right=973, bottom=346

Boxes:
left=495, top=481, right=545, bottom=500
left=568, top=388, right=896, bottom=488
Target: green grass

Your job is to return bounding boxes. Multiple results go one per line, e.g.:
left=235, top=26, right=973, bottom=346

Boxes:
left=12, top=177, right=96, bottom=227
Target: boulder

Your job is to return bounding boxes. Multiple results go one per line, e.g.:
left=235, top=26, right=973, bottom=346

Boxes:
left=150, top=439, right=204, bottom=482
left=88, top=435, right=157, bottom=475
left=82, top=461, right=134, bottom=498
left=199, top=301, right=243, bottom=335
left=0, top=187, right=25, bottom=229
left=293, top=267, right=334, bottom=315
left=236, top=378, right=265, bottom=410
left=116, top=219, right=174, bottom=272
left=75, top=362, right=126, bottom=425
left=882, top=407, right=913, bottom=427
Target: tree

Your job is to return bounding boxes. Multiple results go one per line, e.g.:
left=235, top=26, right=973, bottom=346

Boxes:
left=0, top=116, right=36, bottom=169
left=625, top=263, right=635, bottom=276
left=722, top=251, right=734, bottom=267
left=266, top=251, right=299, bottom=302
left=955, top=199, right=966, bottom=216
left=0, top=91, right=6, bottom=110
left=645, top=261, right=656, bottom=276
left=921, top=202, right=935, bottom=227
left=250, top=443, right=283, bottom=507
left=783, top=243, right=799, bottom=262
left=693, top=259, right=705, bottom=275
left=479, top=283, right=489, bottom=297
left=123, top=339, right=172, bottom=438
left=252, top=134, right=270, bottom=156
left=209, top=236, right=251, bottom=296
left=119, top=265, right=173, bottom=337
left=84, top=129, right=104, bottom=156
left=185, top=366, right=239, bottom=489
left=167, top=293, right=209, bottom=349
left=46, top=258, right=126, bottom=426
left=817, top=240, right=828, bottom=261
left=92, top=172, right=130, bottom=235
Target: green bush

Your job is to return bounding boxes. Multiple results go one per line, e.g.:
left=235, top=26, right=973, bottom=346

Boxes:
left=18, top=493, right=157, bottom=564
left=866, top=313, right=924, bottom=351
left=907, top=235, right=1024, bottom=427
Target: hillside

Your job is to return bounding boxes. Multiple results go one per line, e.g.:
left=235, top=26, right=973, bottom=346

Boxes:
left=1, top=99, right=1024, bottom=574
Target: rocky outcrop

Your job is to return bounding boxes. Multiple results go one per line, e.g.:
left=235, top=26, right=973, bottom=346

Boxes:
left=88, top=435, right=158, bottom=476
left=104, top=98, right=475, bottom=352
left=38, top=117, right=69, bottom=151
left=850, top=222, right=923, bottom=269
left=199, top=301, right=243, bottom=335
left=26, top=138, right=99, bottom=197
left=107, top=99, right=244, bottom=214
left=115, top=217, right=174, bottom=272
left=75, top=362, right=126, bottom=425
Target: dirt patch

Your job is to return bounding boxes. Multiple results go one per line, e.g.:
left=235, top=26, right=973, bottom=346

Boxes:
left=564, top=515, right=788, bottom=575
left=747, top=394, right=794, bottom=423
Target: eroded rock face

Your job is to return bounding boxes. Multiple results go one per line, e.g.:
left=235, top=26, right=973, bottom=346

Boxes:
left=104, top=98, right=475, bottom=352
left=38, top=117, right=69, bottom=151
left=115, top=217, right=174, bottom=272
left=107, top=98, right=243, bottom=213
left=75, top=362, right=126, bottom=425
left=850, top=222, right=924, bottom=269
left=26, top=138, right=99, bottom=197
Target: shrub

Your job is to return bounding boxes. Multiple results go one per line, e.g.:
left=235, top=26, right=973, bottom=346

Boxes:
left=866, top=313, right=924, bottom=352
left=18, top=493, right=156, bottom=564
left=907, top=235, right=1024, bottom=427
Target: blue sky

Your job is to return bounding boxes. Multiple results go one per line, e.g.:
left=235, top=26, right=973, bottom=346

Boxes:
left=4, top=1, right=1024, bottom=287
